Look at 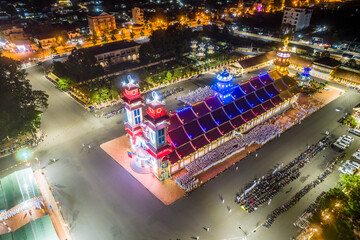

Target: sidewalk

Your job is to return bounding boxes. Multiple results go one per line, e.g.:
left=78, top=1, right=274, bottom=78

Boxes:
left=100, top=136, right=185, bottom=205
left=34, top=170, right=72, bottom=240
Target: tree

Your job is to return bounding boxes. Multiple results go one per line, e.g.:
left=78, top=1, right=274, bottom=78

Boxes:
left=76, top=42, right=82, bottom=49
left=50, top=46, right=57, bottom=54
left=57, top=78, right=70, bottom=90
left=64, top=48, right=104, bottom=81
left=92, top=38, right=98, bottom=46
left=165, top=71, right=172, bottom=82
left=0, top=56, right=48, bottom=139
left=110, top=29, right=118, bottom=35
left=281, top=23, right=295, bottom=39
left=339, top=174, right=360, bottom=222
left=130, top=31, right=135, bottom=39
left=102, top=34, right=108, bottom=43
left=139, top=42, right=156, bottom=63
left=111, top=34, right=116, bottom=41
left=173, top=68, right=182, bottom=79
left=140, top=30, right=144, bottom=37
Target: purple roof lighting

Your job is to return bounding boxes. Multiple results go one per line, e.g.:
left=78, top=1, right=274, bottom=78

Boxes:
left=239, top=82, right=255, bottom=94
left=231, top=115, right=246, bottom=127
left=231, top=85, right=246, bottom=99
left=198, top=114, right=218, bottom=132
left=191, top=101, right=210, bottom=117
left=271, top=95, right=284, bottom=105
left=176, top=143, right=196, bottom=158
left=245, top=92, right=262, bottom=107
left=249, top=77, right=265, bottom=90
left=242, top=110, right=256, bottom=122
left=223, top=102, right=241, bottom=118
left=259, top=73, right=273, bottom=85
left=205, top=128, right=223, bottom=142
left=264, top=84, right=280, bottom=97
left=252, top=105, right=266, bottom=116
left=205, top=96, right=223, bottom=110
left=255, top=88, right=271, bottom=102
left=191, top=135, right=210, bottom=149
left=176, top=107, right=197, bottom=124
left=168, top=126, right=191, bottom=147
left=211, top=108, right=230, bottom=125
left=168, top=151, right=181, bottom=164
left=262, top=99, right=275, bottom=110
left=234, top=97, right=251, bottom=113
left=218, top=122, right=235, bottom=135
left=168, top=114, right=183, bottom=132
left=184, top=120, right=205, bottom=139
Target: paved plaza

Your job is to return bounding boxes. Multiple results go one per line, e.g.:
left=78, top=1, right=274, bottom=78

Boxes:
left=0, top=63, right=359, bottom=240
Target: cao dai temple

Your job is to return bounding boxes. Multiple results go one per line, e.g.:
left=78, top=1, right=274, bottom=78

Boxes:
left=122, top=44, right=301, bottom=181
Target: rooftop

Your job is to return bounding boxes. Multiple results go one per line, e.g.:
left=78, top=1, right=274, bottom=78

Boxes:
left=166, top=70, right=300, bottom=163
left=313, top=57, right=341, bottom=68
left=0, top=168, right=41, bottom=211
left=82, top=40, right=140, bottom=56
left=238, top=51, right=277, bottom=69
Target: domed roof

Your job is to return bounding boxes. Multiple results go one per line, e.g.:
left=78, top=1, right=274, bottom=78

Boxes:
left=216, top=68, right=233, bottom=82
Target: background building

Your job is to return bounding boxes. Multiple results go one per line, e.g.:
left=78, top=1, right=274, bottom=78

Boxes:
left=83, top=40, right=140, bottom=66
left=88, top=12, right=116, bottom=35
left=132, top=7, right=144, bottom=25
left=282, top=7, right=312, bottom=31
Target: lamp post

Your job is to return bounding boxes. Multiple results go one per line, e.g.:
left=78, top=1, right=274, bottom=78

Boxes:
left=238, top=226, right=248, bottom=240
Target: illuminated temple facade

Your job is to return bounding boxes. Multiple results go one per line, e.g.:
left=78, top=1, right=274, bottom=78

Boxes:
left=123, top=48, right=300, bottom=181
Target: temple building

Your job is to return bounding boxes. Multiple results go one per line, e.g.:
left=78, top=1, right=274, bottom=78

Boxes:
left=274, top=39, right=291, bottom=75
left=123, top=45, right=300, bottom=181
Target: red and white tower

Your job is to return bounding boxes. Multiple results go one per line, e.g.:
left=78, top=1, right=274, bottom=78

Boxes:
left=122, top=75, right=144, bottom=145
left=143, top=92, right=172, bottom=179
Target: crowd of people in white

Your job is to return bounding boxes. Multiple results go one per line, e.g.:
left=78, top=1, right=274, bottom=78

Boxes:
left=175, top=122, right=283, bottom=191
left=0, top=197, right=44, bottom=232
left=175, top=98, right=324, bottom=192
left=176, top=86, right=214, bottom=105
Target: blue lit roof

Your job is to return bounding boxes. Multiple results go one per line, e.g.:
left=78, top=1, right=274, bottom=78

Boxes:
left=245, top=92, right=262, bottom=107
left=249, top=77, right=264, bottom=90
left=184, top=120, right=205, bottom=139
left=216, top=68, right=233, bottom=82
left=167, top=70, right=299, bottom=163
left=211, top=108, right=230, bottom=125
left=234, top=97, right=252, bottom=113
left=176, top=107, right=197, bottom=124
left=255, top=88, right=271, bottom=102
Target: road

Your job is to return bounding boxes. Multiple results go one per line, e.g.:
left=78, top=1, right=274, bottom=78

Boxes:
left=1, top=64, right=359, bottom=240
left=233, top=30, right=360, bottom=58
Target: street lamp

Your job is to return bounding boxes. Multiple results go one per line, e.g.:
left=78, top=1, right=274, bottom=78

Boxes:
left=238, top=226, right=248, bottom=239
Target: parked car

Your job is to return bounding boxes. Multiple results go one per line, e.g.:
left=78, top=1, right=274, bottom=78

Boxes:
left=349, top=128, right=360, bottom=136
left=338, top=164, right=357, bottom=174
left=333, top=142, right=346, bottom=150
left=352, top=152, right=360, bottom=160
left=346, top=160, right=360, bottom=169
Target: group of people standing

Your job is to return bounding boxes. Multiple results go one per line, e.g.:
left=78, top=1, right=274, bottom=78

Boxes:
left=235, top=136, right=330, bottom=214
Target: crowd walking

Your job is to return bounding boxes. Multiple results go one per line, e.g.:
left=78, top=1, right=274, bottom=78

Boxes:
left=262, top=158, right=337, bottom=228
left=235, top=136, right=330, bottom=213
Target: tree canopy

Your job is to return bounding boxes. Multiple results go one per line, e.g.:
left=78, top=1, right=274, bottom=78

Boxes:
left=139, top=24, right=195, bottom=63
left=0, top=56, right=48, bottom=139
left=309, top=174, right=360, bottom=240
left=53, top=48, right=104, bottom=82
